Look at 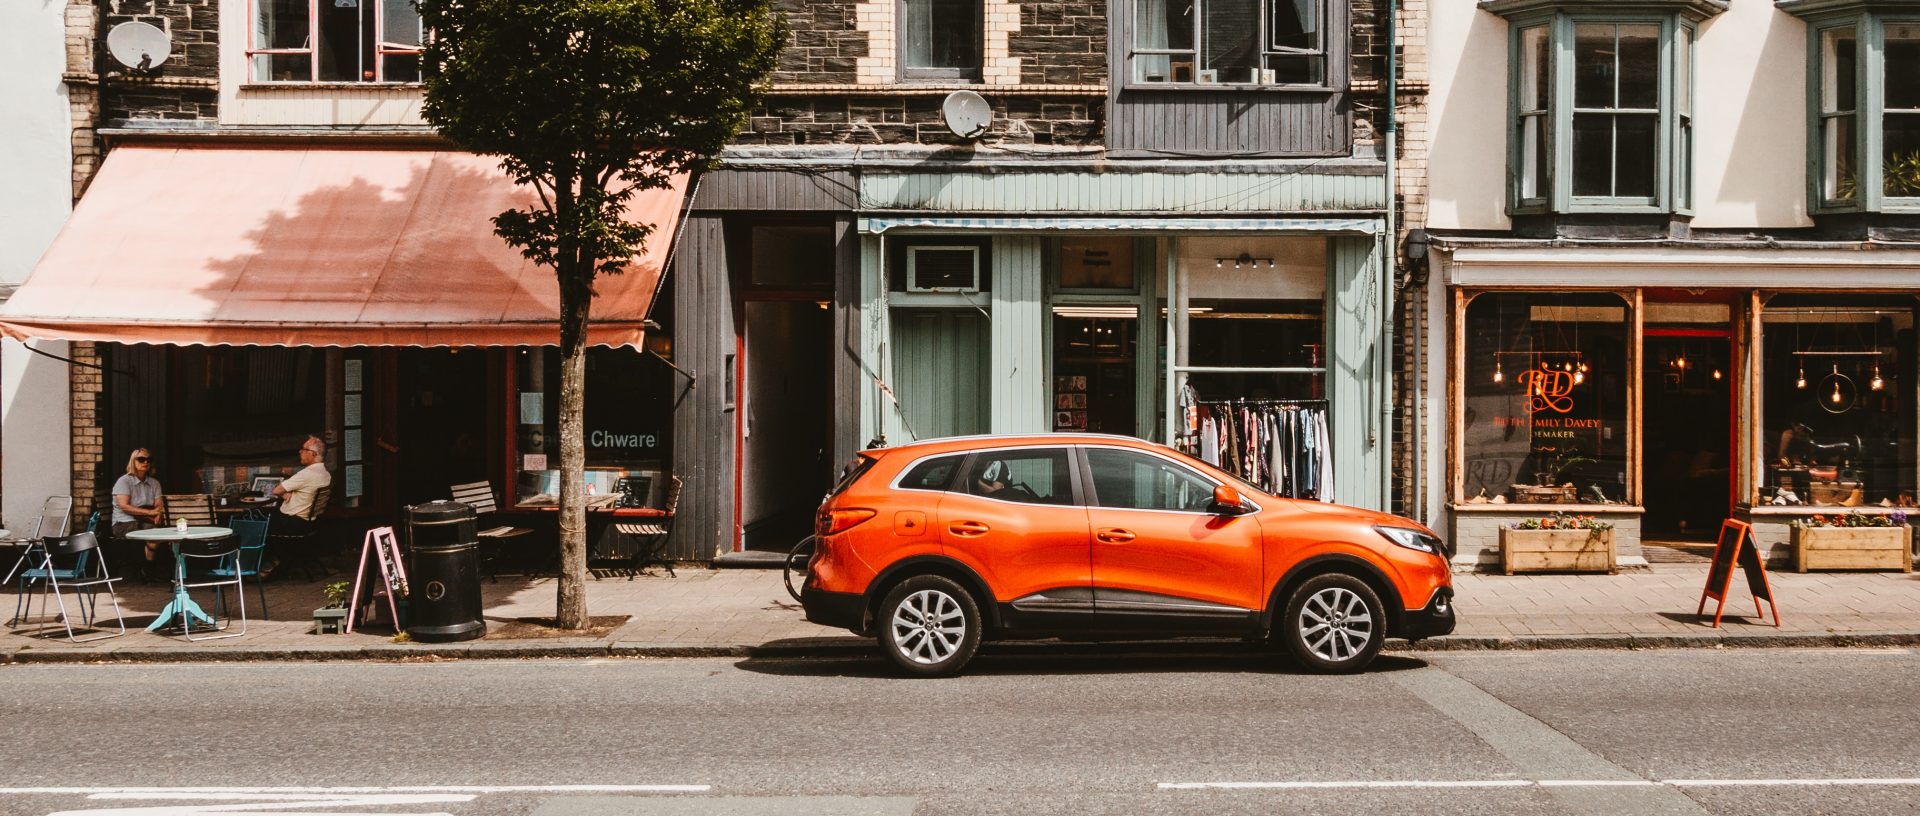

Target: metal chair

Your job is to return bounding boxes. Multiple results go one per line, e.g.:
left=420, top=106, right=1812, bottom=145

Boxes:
left=210, top=516, right=271, bottom=620
left=3, top=496, right=74, bottom=585
left=451, top=481, right=532, bottom=580
left=176, top=536, right=246, bottom=641
left=611, top=476, right=681, bottom=579
left=10, top=506, right=91, bottom=626
left=13, top=531, right=124, bottom=642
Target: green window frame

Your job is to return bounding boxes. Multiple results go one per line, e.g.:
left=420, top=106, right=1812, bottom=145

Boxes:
left=1490, top=1, right=1715, bottom=217
left=1795, top=6, right=1920, bottom=215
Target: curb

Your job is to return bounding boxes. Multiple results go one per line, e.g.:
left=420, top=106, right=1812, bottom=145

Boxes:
left=6, top=631, right=1918, bottom=665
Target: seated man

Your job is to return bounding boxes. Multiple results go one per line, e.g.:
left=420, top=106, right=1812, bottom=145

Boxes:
left=272, top=436, right=332, bottom=535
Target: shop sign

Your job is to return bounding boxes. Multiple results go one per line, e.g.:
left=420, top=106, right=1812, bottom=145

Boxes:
left=1517, top=369, right=1575, bottom=414
left=590, top=429, right=660, bottom=450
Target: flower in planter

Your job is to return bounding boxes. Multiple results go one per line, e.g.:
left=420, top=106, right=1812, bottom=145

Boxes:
left=1510, top=511, right=1613, bottom=533
left=1795, top=512, right=1897, bottom=529
left=321, top=581, right=353, bottom=610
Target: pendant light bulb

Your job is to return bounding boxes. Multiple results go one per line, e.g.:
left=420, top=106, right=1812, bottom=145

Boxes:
left=1712, top=368, right=1722, bottom=381
left=1573, top=370, right=1585, bottom=385
left=1872, top=364, right=1884, bottom=391
left=1493, top=358, right=1504, bottom=383
left=1832, top=380, right=1844, bottom=404
left=1797, top=363, right=1807, bottom=389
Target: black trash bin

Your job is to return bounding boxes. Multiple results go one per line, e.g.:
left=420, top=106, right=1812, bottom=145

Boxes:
left=405, top=501, right=486, bottom=643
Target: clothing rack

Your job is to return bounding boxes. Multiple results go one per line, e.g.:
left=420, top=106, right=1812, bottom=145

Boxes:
left=1183, top=398, right=1333, bottom=501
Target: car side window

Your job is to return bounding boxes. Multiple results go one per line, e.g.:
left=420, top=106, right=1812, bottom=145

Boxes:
left=898, top=454, right=965, bottom=492
left=1085, top=448, right=1217, bottom=512
left=963, top=449, right=1074, bottom=505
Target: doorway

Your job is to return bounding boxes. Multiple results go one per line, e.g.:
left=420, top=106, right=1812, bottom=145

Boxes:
left=396, top=348, right=491, bottom=508
left=1641, top=333, right=1732, bottom=539
left=738, top=224, right=838, bottom=553
left=1051, top=310, right=1138, bottom=434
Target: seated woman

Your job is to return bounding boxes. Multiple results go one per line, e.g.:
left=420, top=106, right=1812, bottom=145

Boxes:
left=110, top=448, right=167, bottom=575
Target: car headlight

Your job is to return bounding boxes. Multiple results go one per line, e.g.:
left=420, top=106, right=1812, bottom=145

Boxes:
left=1375, top=525, right=1446, bottom=556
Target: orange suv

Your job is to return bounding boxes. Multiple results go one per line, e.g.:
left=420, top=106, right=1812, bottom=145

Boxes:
left=801, top=434, right=1454, bottom=676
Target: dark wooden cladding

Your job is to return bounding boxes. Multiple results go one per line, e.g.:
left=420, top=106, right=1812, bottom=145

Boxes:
left=102, top=343, right=168, bottom=497
left=665, top=214, right=738, bottom=560
left=690, top=167, right=858, bottom=212
left=1108, top=90, right=1348, bottom=156
left=830, top=216, right=862, bottom=470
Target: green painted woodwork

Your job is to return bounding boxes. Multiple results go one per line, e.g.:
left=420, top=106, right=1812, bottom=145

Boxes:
left=1326, top=235, right=1387, bottom=511
left=890, top=309, right=991, bottom=441
left=1795, top=8, right=1920, bottom=214
left=991, top=236, right=1049, bottom=434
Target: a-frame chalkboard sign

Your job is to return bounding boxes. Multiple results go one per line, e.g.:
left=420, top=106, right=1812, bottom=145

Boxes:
left=1696, top=519, right=1781, bottom=628
left=346, top=526, right=409, bottom=634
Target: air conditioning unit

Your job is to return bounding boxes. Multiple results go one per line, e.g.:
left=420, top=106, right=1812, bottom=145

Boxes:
left=906, top=246, right=981, bottom=293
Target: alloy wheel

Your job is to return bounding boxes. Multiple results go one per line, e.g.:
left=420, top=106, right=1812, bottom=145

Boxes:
left=1298, top=585, right=1375, bottom=662
left=889, top=588, right=967, bottom=665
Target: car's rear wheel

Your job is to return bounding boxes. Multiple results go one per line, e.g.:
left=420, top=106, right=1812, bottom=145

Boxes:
left=1280, top=573, right=1386, bottom=674
left=878, top=575, right=981, bottom=677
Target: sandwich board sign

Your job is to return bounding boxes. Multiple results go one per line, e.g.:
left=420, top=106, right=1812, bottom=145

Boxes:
left=1697, top=519, right=1780, bottom=628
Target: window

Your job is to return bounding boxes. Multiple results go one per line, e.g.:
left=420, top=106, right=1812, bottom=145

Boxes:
left=1130, top=0, right=1325, bottom=86
left=1789, top=5, right=1920, bottom=212
left=899, top=455, right=966, bottom=492
left=962, top=449, right=1074, bottom=505
left=250, top=0, right=424, bottom=83
left=1490, top=1, right=1716, bottom=214
left=1085, top=448, right=1218, bottom=512
left=1458, top=292, right=1631, bottom=506
left=900, top=0, right=981, bottom=80
left=514, top=348, right=672, bottom=507
left=1758, top=294, right=1917, bottom=508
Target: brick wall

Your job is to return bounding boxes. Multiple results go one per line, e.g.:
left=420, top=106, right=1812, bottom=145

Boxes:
left=775, top=0, right=867, bottom=84
left=100, top=0, right=219, bottom=126
left=69, top=343, right=106, bottom=529
left=1009, top=0, right=1105, bottom=85
left=1390, top=0, right=1431, bottom=521
left=739, top=92, right=1101, bottom=145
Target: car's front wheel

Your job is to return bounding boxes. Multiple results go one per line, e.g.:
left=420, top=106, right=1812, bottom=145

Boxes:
left=1280, top=573, right=1386, bottom=673
left=878, top=575, right=982, bottom=677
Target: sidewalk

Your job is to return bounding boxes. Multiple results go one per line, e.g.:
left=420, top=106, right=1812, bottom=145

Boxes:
left=4, top=563, right=1918, bottom=663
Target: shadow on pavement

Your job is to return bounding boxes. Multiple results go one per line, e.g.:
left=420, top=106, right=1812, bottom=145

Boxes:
left=735, top=642, right=1429, bottom=678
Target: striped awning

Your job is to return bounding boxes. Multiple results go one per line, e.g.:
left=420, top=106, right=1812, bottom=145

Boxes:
left=856, top=216, right=1381, bottom=235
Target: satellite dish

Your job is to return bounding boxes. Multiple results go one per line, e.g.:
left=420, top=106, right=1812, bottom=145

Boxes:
left=941, top=91, right=992, bottom=140
left=107, top=22, right=171, bottom=71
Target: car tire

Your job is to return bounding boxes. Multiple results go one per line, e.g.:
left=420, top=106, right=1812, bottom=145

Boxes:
left=1279, top=573, right=1386, bottom=674
left=878, top=575, right=982, bottom=678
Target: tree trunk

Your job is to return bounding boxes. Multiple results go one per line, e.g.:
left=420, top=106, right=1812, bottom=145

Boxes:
left=555, top=256, right=593, bottom=630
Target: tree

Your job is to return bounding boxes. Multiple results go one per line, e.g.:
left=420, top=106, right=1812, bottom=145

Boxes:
left=419, top=0, right=781, bottom=628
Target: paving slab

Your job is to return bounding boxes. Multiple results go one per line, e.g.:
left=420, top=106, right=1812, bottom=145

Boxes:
left=4, top=563, right=1918, bottom=663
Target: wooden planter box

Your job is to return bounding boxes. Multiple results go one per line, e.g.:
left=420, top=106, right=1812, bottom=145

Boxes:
left=1793, top=526, right=1913, bottom=573
left=1500, top=528, right=1615, bottom=575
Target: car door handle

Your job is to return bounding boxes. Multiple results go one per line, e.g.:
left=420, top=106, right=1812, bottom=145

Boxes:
left=1096, top=528, right=1136, bottom=543
left=949, top=521, right=990, bottom=537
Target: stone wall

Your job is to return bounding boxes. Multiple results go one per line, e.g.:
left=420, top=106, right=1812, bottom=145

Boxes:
left=1009, top=0, right=1105, bottom=85
left=739, top=92, right=1101, bottom=145
left=99, top=0, right=219, bottom=127
left=775, top=0, right=867, bottom=84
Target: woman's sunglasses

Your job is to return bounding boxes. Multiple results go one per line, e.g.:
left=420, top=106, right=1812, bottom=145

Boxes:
left=134, top=456, right=150, bottom=463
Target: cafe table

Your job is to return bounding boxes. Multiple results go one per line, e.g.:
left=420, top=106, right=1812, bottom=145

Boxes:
left=124, top=526, right=235, bottom=632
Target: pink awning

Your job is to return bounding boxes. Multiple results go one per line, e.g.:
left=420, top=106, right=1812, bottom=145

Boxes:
left=0, top=145, right=688, bottom=347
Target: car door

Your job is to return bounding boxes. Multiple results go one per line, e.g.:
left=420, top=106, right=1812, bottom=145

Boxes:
left=936, top=446, right=1093, bottom=630
left=1080, top=445, right=1263, bottom=632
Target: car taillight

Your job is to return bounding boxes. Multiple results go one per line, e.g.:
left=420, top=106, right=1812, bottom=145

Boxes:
left=818, top=508, right=876, bottom=536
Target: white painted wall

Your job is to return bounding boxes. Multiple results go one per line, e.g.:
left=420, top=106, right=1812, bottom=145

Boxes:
left=1427, top=0, right=1813, bottom=231
left=0, top=0, right=77, bottom=530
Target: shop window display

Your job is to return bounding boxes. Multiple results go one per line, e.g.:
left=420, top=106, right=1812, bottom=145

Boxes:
left=1759, top=294, right=1917, bottom=508
left=1459, top=293, right=1630, bottom=506
left=514, top=347, right=673, bottom=508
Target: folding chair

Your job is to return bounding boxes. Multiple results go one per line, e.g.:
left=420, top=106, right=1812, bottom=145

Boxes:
left=451, top=481, right=532, bottom=581
left=4, top=496, right=74, bottom=585
left=177, top=536, right=246, bottom=641
left=612, top=476, right=681, bottom=579
left=14, top=531, right=125, bottom=643
left=210, top=516, right=271, bottom=620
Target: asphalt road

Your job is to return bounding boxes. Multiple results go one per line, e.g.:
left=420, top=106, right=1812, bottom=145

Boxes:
left=2, top=647, right=1917, bottom=815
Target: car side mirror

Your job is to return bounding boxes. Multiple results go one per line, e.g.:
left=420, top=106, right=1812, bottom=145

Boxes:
left=1210, top=485, right=1247, bottom=516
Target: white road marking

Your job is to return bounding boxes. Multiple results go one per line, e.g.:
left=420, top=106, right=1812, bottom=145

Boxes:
left=0, top=787, right=709, bottom=795
left=1160, top=777, right=1920, bottom=791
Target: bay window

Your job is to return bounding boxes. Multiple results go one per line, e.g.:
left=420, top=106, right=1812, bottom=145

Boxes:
left=1790, top=2, right=1920, bottom=212
left=251, top=0, right=425, bottom=84
left=1489, top=1, right=1717, bottom=215
left=1130, top=0, right=1327, bottom=86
